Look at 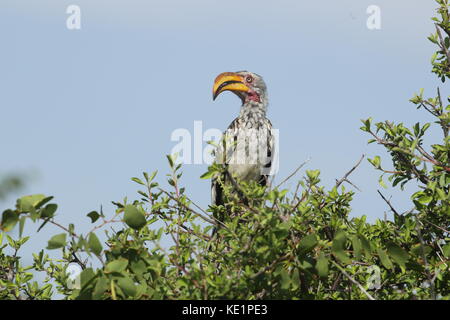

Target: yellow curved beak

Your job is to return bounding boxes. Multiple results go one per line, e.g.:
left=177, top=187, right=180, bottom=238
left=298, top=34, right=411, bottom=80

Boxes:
left=212, top=72, right=250, bottom=100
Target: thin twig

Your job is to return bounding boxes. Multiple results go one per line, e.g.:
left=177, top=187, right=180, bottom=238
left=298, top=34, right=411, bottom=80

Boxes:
left=48, top=220, right=78, bottom=238
left=331, top=273, right=342, bottom=292
left=250, top=254, right=290, bottom=279
left=88, top=218, right=121, bottom=235
left=331, top=261, right=376, bottom=300
left=335, top=155, right=365, bottom=190
left=421, top=218, right=450, bottom=234
left=377, top=190, right=400, bottom=216
left=158, top=188, right=224, bottom=228
left=274, top=158, right=311, bottom=190
left=159, top=206, right=212, bottom=241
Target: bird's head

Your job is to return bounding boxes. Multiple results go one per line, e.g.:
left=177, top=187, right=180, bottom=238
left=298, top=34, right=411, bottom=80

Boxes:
left=212, top=71, right=267, bottom=105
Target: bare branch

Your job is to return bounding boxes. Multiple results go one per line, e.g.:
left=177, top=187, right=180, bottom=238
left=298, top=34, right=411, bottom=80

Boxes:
left=422, top=218, right=450, bottom=235
left=377, top=190, right=400, bottom=216
left=274, top=157, right=311, bottom=190
left=335, top=154, right=365, bottom=190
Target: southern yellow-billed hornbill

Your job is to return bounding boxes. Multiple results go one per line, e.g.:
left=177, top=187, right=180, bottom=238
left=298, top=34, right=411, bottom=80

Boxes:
left=211, top=71, right=275, bottom=208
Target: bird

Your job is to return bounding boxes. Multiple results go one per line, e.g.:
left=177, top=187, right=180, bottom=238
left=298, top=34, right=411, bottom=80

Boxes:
left=211, top=71, right=275, bottom=209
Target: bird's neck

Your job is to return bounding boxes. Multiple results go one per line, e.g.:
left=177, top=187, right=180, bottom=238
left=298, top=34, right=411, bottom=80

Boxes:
left=239, top=98, right=268, bottom=121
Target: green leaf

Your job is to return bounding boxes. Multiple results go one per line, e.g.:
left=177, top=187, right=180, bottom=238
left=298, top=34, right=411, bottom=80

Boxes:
left=19, top=216, right=26, bottom=238
left=37, top=217, right=51, bottom=233
left=298, top=257, right=315, bottom=271
left=414, top=122, right=420, bottom=136
left=411, top=243, right=433, bottom=257
left=80, top=268, right=95, bottom=290
left=6, top=235, right=15, bottom=248
left=332, top=230, right=351, bottom=264
left=47, top=233, right=67, bottom=250
left=280, top=269, right=291, bottom=290
left=267, top=190, right=277, bottom=203
left=368, top=156, right=381, bottom=169
left=377, top=248, right=393, bottom=270
left=421, top=123, right=430, bottom=133
left=431, top=52, right=438, bottom=63
left=105, top=259, right=129, bottom=274
left=387, top=243, right=409, bottom=268
left=378, top=175, right=388, bottom=189
left=16, top=194, right=46, bottom=213
left=123, top=205, right=147, bottom=230
left=315, top=253, right=329, bottom=278
left=143, top=170, right=157, bottom=183
left=279, top=189, right=289, bottom=198
left=351, top=235, right=362, bottom=260
left=40, top=203, right=57, bottom=218
left=88, top=232, right=103, bottom=256
left=92, top=276, right=109, bottom=300
left=77, top=236, right=87, bottom=252
left=359, top=235, right=372, bottom=258
left=298, top=233, right=318, bottom=255
left=443, top=243, right=450, bottom=258
left=130, top=260, right=147, bottom=278
left=200, top=169, right=215, bottom=180
left=1, top=210, right=19, bottom=232
left=131, top=177, right=145, bottom=186
left=35, top=196, right=54, bottom=209
left=361, top=118, right=372, bottom=132
left=117, top=276, right=137, bottom=297
left=166, top=154, right=174, bottom=168
left=306, top=170, right=320, bottom=181
left=87, top=211, right=100, bottom=223
left=416, top=194, right=433, bottom=205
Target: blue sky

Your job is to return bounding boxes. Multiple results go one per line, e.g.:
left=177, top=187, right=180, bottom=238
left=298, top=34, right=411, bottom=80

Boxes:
left=0, top=1, right=443, bottom=264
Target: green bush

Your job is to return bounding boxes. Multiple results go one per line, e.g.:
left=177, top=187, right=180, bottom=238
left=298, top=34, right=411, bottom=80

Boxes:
left=1, top=0, right=449, bottom=300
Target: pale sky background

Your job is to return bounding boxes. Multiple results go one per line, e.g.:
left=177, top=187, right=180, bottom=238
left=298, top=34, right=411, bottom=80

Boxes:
left=0, top=1, right=444, bottom=269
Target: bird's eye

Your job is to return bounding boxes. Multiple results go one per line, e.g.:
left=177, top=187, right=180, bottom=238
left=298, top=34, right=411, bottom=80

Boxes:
left=245, top=76, right=253, bottom=83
